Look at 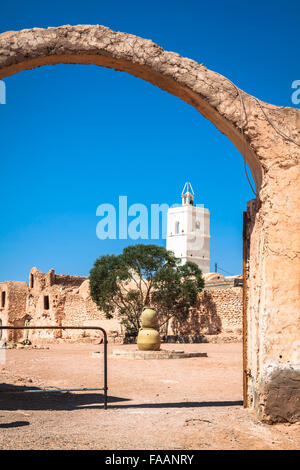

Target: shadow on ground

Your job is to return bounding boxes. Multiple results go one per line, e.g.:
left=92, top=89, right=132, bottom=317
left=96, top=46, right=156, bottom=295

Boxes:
left=0, top=421, right=30, bottom=428
left=0, top=383, right=128, bottom=410
left=110, top=400, right=243, bottom=409
left=0, top=383, right=242, bottom=411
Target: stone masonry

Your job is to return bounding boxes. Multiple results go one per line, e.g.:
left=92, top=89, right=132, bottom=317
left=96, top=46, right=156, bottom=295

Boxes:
left=170, top=286, right=242, bottom=341
left=0, top=268, right=121, bottom=344
left=0, top=267, right=242, bottom=345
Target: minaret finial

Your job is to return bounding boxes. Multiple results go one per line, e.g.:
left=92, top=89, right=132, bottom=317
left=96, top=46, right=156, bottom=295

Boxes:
left=181, top=182, right=195, bottom=206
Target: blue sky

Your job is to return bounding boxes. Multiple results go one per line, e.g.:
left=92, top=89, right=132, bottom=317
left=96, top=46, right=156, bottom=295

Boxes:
left=0, top=0, right=299, bottom=281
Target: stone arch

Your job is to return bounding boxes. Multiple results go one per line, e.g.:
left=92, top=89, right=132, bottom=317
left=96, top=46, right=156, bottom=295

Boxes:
left=0, top=25, right=299, bottom=423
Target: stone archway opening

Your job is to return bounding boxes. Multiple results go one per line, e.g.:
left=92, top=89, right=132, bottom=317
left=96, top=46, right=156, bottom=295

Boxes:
left=0, top=25, right=299, bottom=423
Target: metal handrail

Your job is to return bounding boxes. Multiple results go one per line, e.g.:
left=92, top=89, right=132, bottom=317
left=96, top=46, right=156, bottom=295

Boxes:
left=0, top=325, right=108, bottom=409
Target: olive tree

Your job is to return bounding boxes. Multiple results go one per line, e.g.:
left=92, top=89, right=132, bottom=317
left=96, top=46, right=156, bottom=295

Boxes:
left=89, top=244, right=204, bottom=337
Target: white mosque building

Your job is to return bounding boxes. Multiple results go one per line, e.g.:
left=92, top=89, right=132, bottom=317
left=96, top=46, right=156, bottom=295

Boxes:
left=166, top=182, right=210, bottom=273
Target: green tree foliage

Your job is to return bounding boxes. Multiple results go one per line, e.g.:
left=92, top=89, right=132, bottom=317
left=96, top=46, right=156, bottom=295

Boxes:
left=89, top=244, right=204, bottom=337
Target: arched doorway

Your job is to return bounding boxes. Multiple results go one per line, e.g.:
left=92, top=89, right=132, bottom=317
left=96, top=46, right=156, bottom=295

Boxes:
left=0, top=25, right=299, bottom=423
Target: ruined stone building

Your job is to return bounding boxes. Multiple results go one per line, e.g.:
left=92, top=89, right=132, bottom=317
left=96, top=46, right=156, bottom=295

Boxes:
left=0, top=267, right=120, bottom=343
left=0, top=267, right=242, bottom=344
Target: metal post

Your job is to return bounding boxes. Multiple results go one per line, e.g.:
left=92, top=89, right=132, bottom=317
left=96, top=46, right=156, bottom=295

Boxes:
left=0, top=325, right=108, bottom=409
left=242, top=212, right=248, bottom=408
left=103, top=328, right=108, bottom=410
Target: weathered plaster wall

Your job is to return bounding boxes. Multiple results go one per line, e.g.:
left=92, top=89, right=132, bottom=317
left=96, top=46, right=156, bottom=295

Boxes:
left=59, top=279, right=122, bottom=341
left=246, top=177, right=300, bottom=423
left=2, top=267, right=242, bottom=344
left=25, top=268, right=122, bottom=342
left=0, top=281, right=29, bottom=341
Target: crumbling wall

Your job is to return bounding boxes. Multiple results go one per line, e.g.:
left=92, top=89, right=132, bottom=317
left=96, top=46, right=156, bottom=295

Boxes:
left=1, top=266, right=243, bottom=344
left=171, top=287, right=242, bottom=340
left=246, top=188, right=300, bottom=424
left=26, top=268, right=65, bottom=340
left=60, top=280, right=122, bottom=341
left=54, top=273, right=88, bottom=287
left=25, top=268, right=122, bottom=343
left=0, top=281, right=29, bottom=341
left=198, top=288, right=242, bottom=335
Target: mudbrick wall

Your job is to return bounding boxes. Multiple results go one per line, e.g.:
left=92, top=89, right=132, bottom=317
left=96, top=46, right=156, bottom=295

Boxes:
left=0, top=268, right=242, bottom=345
left=59, top=279, right=122, bottom=341
left=0, top=281, right=28, bottom=341
left=26, top=268, right=121, bottom=343
left=0, top=268, right=122, bottom=344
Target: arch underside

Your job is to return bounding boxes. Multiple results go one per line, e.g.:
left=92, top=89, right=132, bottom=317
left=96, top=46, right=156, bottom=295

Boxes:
left=0, top=26, right=265, bottom=191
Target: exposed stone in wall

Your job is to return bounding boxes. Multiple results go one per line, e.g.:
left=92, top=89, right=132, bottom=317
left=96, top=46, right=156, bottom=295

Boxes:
left=27, top=268, right=121, bottom=342
left=0, top=281, right=29, bottom=341
left=259, top=365, right=300, bottom=424
left=171, top=287, right=242, bottom=340
left=54, top=273, right=88, bottom=287
left=59, top=279, right=121, bottom=341
left=244, top=193, right=300, bottom=424
left=0, top=267, right=242, bottom=345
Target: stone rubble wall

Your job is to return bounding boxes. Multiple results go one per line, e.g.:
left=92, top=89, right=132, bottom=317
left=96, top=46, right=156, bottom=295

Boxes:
left=0, top=267, right=242, bottom=345
left=0, top=281, right=29, bottom=342
left=170, top=287, right=242, bottom=340
left=59, top=280, right=122, bottom=342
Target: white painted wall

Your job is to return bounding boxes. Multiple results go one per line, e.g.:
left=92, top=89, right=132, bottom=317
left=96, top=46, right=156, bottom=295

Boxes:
left=166, top=203, right=210, bottom=273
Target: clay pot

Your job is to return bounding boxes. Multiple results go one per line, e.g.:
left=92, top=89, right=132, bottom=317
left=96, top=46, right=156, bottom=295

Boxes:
left=140, top=307, right=158, bottom=328
left=137, top=328, right=161, bottom=351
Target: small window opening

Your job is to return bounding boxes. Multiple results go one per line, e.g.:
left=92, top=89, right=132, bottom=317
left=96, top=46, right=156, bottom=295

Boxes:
left=175, top=222, right=180, bottom=234
left=30, top=274, right=34, bottom=288
left=1, top=291, right=6, bottom=308
left=44, top=295, right=50, bottom=310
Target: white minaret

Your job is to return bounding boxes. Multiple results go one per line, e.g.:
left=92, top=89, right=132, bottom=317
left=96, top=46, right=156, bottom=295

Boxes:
left=166, top=182, right=210, bottom=273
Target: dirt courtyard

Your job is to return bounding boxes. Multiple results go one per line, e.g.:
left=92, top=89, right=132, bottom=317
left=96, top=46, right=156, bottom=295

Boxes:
left=0, top=342, right=299, bottom=450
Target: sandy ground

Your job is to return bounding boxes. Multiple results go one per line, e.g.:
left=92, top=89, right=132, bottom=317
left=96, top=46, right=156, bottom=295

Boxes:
left=0, top=342, right=299, bottom=450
